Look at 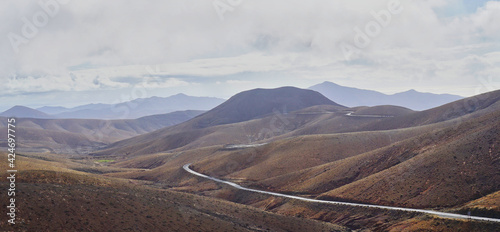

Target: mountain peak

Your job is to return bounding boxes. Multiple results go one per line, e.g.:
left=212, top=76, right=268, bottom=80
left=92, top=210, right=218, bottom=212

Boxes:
left=309, top=82, right=463, bottom=111
left=323, top=81, right=340, bottom=85
left=0, top=105, right=51, bottom=119
left=11, top=105, right=30, bottom=110
left=191, top=86, right=344, bottom=129
left=171, top=93, right=188, bottom=97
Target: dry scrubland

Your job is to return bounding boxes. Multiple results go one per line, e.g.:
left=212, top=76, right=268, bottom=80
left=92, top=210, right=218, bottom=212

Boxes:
left=2, top=88, right=500, bottom=231
left=0, top=154, right=349, bottom=231
left=95, top=90, right=500, bottom=231
left=0, top=111, right=202, bottom=153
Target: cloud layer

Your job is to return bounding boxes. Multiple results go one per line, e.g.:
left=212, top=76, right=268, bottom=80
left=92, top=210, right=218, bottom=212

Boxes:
left=1, top=0, right=499, bottom=109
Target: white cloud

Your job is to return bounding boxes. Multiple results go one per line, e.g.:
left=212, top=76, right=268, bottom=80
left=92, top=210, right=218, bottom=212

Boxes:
left=141, top=77, right=190, bottom=89
left=469, top=1, right=500, bottom=38
left=1, top=0, right=499, bottom=108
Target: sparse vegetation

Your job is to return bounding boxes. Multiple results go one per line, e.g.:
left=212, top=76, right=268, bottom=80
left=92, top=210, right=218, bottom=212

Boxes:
left=0, top=155, right=349, bottom=232
left=2, top=89, right=500, bottom=231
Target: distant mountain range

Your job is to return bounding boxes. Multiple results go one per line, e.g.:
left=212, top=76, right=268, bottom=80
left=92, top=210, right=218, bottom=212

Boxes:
left=1, top=94, right=225, bottom=119
left=309, top=81, right=463, bottom=111
left=0, top=106, right=52, bottom=119
left=0, top=110, right=204, bottom=152
left=2, top=83, right=465, bottom=119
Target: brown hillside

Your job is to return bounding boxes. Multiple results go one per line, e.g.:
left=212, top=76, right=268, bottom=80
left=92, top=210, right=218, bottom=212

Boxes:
left=350, top=105, right=414, bottom=116
left=355, top=89, right=500, bottom=131
left=189, top=86, right=343, bottom=129
left=0, top=126, right=103, bottom=153
left=98, top=90, right=499, bottom=157
left=105, top=91, right=500, bottom=196
left=106, top=91, right=500, bottom=211
left=0, top=110, right=201, bottom=152
left=95, top=87, right=347, bottom=156
left=96, top=104, right=417, bottom=157
left=193, top=129, right=431, bottom=181
left=0, top=154, right=349, bottom=232
left=462, top=190, right=500, bottom=212
left=457, top=190, right=500, bottom=220
left=317, top=109, right=500, bottom=208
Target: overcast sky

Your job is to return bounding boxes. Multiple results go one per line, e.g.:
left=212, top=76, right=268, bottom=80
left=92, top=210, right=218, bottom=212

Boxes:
left=1, top=0, right=499, bottom=111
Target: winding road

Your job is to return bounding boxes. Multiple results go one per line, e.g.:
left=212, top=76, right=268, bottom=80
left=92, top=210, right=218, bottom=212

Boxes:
left=183, top=163, right=500, bottom=223
left=345, top=112, right=394, bottom=118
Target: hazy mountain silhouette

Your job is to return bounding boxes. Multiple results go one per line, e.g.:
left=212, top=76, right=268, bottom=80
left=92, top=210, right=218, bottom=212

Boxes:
left=35, top=94, right=225, bottom=119
left=0, top=105, right=51, bottom=119
left=309, top=81, right=463, bottom=110
left=36, top=106, right=72, bottom=115
left=0, top=110, right=204, bottom=152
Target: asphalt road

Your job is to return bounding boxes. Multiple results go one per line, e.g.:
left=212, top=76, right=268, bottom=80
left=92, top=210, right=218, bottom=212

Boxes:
left=345, top=112, right=393, bottom=118
left=183, top=163, right=500, bottom=223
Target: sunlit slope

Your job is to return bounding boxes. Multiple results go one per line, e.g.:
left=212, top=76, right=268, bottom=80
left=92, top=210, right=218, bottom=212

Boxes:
left=96, top=87, right=346, bottom=156
left=0, top=110, right=202, bottom=152
left=0, top=154, right=348, bottom=232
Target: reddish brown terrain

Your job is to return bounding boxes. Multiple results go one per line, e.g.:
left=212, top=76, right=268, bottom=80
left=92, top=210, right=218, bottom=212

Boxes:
left=2, top=87, right=500, bottom=231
